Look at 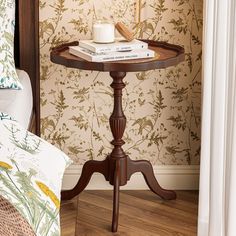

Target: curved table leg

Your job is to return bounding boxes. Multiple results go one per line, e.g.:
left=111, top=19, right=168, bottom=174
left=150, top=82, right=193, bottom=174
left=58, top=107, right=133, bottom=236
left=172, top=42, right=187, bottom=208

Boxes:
left=61, top=159, right=109, bottom=200
left=61, top=69, right=176, bottom=232
left=111, top=161, right=120, bottom=233
left=127, top=158, right=176, bottom=200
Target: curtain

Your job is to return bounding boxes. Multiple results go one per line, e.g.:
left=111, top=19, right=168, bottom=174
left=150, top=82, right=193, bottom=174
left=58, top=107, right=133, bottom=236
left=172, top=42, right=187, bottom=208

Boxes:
left=198, top=0, right=236, bottom=235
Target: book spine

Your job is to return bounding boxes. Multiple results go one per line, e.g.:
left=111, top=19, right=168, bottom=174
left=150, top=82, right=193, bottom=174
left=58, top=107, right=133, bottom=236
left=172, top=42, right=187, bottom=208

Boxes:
left=79, top=42, right=148, bottom=53
left=97, top=44, right=148, bottom=53
left=93, top=51, right=154, bottom=62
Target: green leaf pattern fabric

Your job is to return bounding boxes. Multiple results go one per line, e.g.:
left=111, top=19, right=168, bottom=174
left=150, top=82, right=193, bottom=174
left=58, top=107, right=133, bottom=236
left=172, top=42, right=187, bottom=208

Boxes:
left=0, top=112, right=14, bottom=121
left=0, top=116, right=72, bottom=235
left=0, top=0, right=23, bottom=89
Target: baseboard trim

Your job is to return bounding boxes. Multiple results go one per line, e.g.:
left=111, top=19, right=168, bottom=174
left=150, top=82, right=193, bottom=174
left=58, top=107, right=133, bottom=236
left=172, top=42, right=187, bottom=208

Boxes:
left=62, top=164, right=200, bottom=190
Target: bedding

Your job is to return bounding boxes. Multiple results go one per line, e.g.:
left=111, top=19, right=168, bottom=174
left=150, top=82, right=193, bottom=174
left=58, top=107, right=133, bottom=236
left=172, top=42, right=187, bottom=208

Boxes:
left=0, top=0, right=22, bottom=89
left=0, top=69, right=33, bottom=129
left=0, top=114, right=72, bottom=236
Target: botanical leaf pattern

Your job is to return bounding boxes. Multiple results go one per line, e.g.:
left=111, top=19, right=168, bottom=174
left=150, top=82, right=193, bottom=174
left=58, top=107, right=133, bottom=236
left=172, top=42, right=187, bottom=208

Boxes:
left=0, top=118, right=72, bottom=236
left=0, top=0, right=22, bottom=89
left=0, top=112, right=14, bottom=121
left=40, top=0, right=202, bottom=165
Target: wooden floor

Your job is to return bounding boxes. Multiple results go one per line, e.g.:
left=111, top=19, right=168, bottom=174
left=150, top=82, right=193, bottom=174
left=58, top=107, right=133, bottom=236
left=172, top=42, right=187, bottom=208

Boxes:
left=60, top=191, right=198, bottom=236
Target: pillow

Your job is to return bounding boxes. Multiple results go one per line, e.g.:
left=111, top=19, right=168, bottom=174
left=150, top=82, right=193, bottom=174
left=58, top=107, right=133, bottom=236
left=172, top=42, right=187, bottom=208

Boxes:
left=0, top=0, right=23, bottom=89
left=0, top=118, right=73, bottom=235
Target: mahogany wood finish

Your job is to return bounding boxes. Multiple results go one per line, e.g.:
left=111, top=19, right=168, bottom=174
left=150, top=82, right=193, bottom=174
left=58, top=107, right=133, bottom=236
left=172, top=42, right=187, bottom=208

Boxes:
left=51, top=40, right=185, bottom=232
left=14, top=0, right=40, bottom=135
left=50, top=40, right=185, bottom=72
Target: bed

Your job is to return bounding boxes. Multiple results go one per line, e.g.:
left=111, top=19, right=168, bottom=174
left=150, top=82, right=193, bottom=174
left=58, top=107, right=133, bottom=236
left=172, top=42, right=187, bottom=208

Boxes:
left=0, top=116, right=71, bottom=236
left=0, top=1, right=72, bottom=235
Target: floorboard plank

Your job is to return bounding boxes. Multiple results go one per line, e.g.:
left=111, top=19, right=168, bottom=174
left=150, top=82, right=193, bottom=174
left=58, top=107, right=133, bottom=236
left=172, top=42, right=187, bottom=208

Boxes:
left=60, top=190, right=198, bottom=236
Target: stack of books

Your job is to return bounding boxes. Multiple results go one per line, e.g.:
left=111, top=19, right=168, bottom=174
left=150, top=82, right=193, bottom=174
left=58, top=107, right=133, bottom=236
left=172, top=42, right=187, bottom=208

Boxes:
left=69, top=38, right=155, bottom=62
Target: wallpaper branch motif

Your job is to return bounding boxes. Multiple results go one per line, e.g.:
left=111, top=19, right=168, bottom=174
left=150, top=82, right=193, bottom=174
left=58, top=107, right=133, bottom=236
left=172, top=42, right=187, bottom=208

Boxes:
left=135, top=0, right=142, bottom=22
left=39, top=0, right=203, bottom=166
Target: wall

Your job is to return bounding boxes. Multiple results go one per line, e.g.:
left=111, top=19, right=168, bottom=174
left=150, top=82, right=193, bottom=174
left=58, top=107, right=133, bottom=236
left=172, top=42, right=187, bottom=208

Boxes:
left=39, top=0, right=203, bottom=188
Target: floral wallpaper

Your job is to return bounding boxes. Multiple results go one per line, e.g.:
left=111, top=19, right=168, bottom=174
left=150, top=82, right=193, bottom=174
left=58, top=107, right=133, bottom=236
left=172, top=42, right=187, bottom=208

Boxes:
left=39, top=0, right=203, bottom=166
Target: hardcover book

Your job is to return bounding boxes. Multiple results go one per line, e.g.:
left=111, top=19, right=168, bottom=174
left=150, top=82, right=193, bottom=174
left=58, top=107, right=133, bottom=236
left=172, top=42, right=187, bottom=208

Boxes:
left=69, top=46, right=155, bottom=62
left=79, top=38, right=148, bottom=53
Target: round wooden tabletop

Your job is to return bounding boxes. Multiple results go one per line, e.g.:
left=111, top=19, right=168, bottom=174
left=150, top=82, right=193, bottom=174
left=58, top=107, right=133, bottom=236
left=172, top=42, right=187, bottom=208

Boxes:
left=50, top=40, right=185, bottom=72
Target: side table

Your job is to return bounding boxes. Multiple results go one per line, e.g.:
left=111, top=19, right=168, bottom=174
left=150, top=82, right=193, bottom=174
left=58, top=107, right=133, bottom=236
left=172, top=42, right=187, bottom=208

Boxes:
left=51, top=40, right=185, bottom=232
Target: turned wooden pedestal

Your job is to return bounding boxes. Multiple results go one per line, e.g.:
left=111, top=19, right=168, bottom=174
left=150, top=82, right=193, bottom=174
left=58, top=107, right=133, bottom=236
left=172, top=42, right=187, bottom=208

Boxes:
left=51, top=40, right=185, bottom=232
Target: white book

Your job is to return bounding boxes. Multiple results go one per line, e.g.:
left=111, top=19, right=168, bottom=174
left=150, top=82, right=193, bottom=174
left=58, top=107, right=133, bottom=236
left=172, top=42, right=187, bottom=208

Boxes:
left=79, top=38, right=148, bottom=53
left=69, top=46, right=155, bottom=62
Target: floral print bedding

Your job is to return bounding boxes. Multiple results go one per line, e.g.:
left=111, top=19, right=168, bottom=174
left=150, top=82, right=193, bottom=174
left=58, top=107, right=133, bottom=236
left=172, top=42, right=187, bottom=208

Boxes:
left=0, top=0, right=23, bottom=89
left=0, top=112, right=72, bottom=236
